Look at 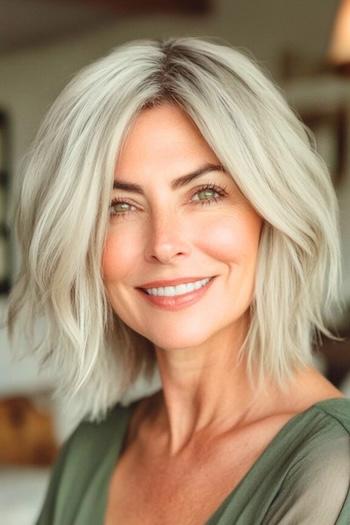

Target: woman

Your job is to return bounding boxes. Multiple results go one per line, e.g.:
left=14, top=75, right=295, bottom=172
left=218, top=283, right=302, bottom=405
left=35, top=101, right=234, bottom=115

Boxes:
left=5, top=36, right=350, bottom=524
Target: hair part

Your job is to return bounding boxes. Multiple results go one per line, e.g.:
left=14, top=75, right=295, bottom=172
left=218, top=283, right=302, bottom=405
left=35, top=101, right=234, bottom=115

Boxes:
left=4, top=36, right=344, bottom=423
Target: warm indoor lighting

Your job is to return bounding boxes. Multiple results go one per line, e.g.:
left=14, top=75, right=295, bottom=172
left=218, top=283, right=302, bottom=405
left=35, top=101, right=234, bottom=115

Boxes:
left=328, top=0, right=350, bottom=70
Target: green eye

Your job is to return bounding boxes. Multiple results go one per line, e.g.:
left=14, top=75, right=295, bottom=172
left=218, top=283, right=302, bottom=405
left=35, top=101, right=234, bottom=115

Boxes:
left=192, top=184, right=227, bottom=206
left=113, top=202, right=130, bottom=211
left=109, top=199, right=135, bottom=218
left=109, top=182, right=228, bottom=219
left=196, top=188, right=218, bottom=200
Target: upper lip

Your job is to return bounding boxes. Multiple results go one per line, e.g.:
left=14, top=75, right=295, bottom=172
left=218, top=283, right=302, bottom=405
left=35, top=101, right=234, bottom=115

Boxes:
left=137, top=276, right=215, bottom=289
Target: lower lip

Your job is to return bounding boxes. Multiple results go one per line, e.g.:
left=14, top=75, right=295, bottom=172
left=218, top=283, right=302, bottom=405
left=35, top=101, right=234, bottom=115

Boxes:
left=136, top=277, right=216, bottom=311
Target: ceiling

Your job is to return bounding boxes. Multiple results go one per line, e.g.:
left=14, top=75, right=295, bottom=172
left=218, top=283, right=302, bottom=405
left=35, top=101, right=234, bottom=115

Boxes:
left=0, top=0, right=210, bottom=56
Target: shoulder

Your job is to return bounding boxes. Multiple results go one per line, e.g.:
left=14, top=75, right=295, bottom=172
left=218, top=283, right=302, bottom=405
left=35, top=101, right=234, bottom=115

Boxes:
left=56, top=401, right=130, bottom=474
left=68, top=402, right=126, bottom=442
left=263, top=397, right=350, bottom=525
left=287, top=397, right=350, bottom=488
left=34, top=402, right=126, bottom=525
left=312, top=396, right=350, bottom=428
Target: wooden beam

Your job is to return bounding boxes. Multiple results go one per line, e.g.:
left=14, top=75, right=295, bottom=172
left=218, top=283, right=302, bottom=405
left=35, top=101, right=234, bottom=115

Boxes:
left=69, top=0, right=211, bottom=15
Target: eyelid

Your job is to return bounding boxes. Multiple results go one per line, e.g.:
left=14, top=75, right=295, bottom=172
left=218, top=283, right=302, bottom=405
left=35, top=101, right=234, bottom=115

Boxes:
left=191, top=181, right=229, bottom=200
left=193, top=182, right=228, bottom=194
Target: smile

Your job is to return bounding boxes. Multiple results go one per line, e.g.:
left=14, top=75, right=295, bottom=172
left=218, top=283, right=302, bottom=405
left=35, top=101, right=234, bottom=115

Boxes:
left=144, top=277, right=211, bottom=297
left=137, top=276, right=216, bottom=311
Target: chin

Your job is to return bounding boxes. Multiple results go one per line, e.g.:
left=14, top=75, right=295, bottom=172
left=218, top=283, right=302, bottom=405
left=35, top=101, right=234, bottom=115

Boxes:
left=146, top=330, right=217, bottom=353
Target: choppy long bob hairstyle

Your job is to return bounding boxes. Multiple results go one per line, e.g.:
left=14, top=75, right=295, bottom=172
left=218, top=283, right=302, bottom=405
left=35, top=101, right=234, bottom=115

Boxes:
left=5, top=36, right=344, bottom=423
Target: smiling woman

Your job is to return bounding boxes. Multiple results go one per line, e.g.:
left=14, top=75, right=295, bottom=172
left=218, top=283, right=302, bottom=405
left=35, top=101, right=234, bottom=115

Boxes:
left=3, top=37, right=350, bottom=524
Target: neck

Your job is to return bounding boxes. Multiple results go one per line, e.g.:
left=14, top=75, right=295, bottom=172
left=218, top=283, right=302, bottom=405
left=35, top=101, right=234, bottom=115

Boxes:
left=149, top=341, right=268, bottom=456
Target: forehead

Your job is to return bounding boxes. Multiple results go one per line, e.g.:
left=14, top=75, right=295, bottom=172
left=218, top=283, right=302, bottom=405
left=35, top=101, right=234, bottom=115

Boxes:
left=115, top=103, right=220, bottom=178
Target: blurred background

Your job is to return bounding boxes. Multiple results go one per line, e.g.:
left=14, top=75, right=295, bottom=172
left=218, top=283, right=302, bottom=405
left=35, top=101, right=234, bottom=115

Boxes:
left=0, top=0, right=349, bottom=523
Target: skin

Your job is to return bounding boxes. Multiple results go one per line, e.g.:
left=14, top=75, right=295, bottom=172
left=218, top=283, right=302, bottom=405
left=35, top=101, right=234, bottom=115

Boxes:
left=102, top=102, right=343, bottom=459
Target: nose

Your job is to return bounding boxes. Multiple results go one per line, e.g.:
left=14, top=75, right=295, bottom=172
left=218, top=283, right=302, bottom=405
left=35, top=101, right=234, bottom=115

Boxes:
left=144, top=207, right=191, bottom=264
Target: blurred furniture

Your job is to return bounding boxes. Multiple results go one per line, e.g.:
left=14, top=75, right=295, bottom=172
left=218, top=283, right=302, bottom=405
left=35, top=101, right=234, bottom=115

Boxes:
left=0, top=395, right=58, bottom=466
left=0, top=394, right=59, bottom=524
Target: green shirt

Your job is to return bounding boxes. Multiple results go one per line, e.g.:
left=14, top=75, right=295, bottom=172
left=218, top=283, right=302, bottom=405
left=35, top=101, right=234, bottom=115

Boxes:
left=35, top=397, right=350, bottom=524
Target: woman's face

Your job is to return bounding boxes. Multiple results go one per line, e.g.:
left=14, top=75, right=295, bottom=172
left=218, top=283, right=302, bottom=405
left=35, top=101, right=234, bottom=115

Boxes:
left=102, top=103, right=263, bottom=351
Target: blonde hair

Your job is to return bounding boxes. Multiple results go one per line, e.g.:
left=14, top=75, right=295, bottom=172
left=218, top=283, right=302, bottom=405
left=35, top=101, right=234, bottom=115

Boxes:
left=4, top=36, right=344, bottom=422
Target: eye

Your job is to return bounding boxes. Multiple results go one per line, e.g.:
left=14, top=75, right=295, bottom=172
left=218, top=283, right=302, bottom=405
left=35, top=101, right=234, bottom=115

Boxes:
left=109, top=182, right=229, bottom=219
left=191, top=183, right=228, bottom=206
left=109, top=198, right=136, bottom=219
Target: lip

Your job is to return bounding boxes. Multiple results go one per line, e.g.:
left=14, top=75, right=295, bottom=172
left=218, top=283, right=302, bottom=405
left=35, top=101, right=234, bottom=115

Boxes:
left=137, top=276, right=214, bottom=289
left=136, top=276, right=216, bottom=311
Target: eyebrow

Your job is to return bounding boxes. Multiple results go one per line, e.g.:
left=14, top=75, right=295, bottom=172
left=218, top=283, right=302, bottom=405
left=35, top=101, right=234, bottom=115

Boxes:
left=113, top=163, right=226, bottom=194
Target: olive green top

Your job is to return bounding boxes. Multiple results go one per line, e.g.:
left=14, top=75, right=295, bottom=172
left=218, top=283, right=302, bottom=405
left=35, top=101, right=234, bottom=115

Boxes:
left=35, top=397, right=350, bottom=524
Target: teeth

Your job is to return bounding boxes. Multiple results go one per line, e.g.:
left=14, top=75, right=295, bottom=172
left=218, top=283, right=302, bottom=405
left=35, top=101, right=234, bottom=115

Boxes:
left=145, top=277, right=211, bottom=297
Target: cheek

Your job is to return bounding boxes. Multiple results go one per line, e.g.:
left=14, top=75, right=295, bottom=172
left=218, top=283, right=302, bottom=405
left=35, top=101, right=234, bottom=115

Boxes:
left=202, top=212, right=262, bottom=263
left=102, top=231, right=137, bottom=281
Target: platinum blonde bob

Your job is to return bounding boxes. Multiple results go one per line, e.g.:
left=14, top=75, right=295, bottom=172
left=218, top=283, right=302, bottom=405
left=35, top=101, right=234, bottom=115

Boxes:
left=5, top=36, right=344, bottom=423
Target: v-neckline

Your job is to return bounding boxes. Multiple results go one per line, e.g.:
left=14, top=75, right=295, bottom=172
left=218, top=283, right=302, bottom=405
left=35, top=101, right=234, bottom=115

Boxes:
left=104, top=396, right=347, bottom=525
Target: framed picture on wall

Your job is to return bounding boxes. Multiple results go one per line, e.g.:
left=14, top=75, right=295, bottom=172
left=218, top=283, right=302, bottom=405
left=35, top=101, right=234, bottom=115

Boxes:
left=0, top=110, right=11, bottom=294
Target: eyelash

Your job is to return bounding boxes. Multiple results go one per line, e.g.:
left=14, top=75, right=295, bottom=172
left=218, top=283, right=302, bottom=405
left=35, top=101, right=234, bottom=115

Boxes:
left=109, top=183, right=229, bottom=219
